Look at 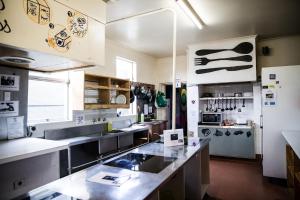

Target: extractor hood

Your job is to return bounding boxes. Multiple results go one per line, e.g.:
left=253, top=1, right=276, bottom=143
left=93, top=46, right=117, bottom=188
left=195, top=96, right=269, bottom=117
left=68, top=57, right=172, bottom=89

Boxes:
left=0, top=44, right=95, bottom=72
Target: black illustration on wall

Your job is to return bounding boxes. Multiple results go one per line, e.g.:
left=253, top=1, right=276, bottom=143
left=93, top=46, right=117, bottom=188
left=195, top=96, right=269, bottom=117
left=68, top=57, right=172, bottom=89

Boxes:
left=23, top=0, right=51, bottom=25
left=195, top=42, right=253, bottom=56
left=0, top=19, right=11, bottom=33
left=67, top=11, right=88, bottom=38
left=0, top=0, right=5, bottom=11
left=194, top=55, right=252, bottom=66
left=45, top=23, right=72, bottom=52
left=195, top=65, right=253, bottom=74
left=193, top=41, right=255, bottom=75
left=0, top=0, right=11, bottom=33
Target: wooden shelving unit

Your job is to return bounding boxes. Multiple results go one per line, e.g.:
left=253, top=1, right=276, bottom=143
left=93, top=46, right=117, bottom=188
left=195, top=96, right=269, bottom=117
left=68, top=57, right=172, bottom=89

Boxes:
left=286, top=145, right=300, bottom=199
left=70, top=71, right=130, bottom=110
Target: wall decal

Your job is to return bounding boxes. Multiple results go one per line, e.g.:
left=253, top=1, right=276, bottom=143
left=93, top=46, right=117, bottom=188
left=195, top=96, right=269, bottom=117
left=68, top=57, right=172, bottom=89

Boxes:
left=0, top=0, right=5, bottom=11
left=67, top=11, right=88, bottom=38
left=0, top=19, right=11, bottom=33
left=195, top=65, right=253, bottom=74
left=187, top=36, right=257, bottom=84
left=194, top=55, right=252, bottom=66
left=23, top=0, right=51, bottom=25
left=46, top=23, right=72, bottom=52
left=0, top=0, right=11, bottom=33
left=195, top=42, right=253, bottom=56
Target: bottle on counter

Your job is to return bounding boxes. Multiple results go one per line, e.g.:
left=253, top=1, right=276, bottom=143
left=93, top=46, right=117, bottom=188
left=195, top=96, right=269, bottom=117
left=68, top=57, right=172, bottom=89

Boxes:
left=140, top=112, right=144, bottom=123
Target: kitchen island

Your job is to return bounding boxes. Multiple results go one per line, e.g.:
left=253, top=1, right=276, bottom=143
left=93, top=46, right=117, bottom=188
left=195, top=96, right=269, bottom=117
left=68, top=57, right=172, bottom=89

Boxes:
left=21, top=138, right=210, bottom=200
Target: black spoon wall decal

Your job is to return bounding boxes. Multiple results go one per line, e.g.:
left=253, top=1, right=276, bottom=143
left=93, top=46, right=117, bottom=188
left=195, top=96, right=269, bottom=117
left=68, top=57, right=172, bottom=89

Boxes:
left=194, top=55, right=252, bottom=66
left=195, top=65, right=253, bottom=74
left=195, top=42, right=253, bottom=56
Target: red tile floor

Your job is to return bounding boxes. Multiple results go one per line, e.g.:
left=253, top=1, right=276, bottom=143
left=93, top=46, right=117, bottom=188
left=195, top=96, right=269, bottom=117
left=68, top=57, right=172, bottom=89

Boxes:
left=204, top=157, right=288, bottom=200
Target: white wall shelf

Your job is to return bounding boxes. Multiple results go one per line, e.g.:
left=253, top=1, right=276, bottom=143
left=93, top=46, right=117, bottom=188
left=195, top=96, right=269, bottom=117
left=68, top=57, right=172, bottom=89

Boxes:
left=199, top=97, right=253, bottom=100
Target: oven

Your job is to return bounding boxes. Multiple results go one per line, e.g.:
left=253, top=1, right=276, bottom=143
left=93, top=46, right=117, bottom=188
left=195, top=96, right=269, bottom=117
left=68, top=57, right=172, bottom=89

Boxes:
left=201, top=113, right=223, bottom=125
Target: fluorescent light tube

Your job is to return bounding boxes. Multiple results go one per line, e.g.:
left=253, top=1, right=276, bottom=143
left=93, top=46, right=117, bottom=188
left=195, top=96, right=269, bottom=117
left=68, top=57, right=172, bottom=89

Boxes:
left=176, top=0, right=203, bottom=29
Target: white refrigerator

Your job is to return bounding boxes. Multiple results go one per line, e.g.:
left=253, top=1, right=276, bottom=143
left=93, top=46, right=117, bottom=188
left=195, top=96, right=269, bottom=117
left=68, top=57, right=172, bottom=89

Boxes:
left=262, top=65, right=300, bottom=179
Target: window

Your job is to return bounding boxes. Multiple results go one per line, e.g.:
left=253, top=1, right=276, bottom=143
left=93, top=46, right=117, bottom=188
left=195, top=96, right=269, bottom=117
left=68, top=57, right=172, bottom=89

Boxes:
left=116, top=56, right=137, bottom=115
left=27, top=71, right=70, bottom=124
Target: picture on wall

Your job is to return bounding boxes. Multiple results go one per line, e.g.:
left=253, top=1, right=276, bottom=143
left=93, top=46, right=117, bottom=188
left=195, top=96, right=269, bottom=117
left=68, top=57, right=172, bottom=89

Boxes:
left=187, top=36, right=257, bottom=84
left=0, top=101, right=19, bottom=117
left=0, top=74, right=20, bottom=91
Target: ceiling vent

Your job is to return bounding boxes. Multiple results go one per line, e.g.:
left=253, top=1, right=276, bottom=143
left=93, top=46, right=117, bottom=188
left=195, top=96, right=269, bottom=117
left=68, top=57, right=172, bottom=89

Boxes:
left=0, top=56, right=35, bottom=64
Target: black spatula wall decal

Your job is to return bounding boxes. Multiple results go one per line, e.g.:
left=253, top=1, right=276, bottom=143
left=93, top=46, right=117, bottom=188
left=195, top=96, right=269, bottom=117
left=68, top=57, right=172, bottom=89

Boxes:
left=195, top=42, right=253, bottom=56
left=195, top=65, right=253, bottom=74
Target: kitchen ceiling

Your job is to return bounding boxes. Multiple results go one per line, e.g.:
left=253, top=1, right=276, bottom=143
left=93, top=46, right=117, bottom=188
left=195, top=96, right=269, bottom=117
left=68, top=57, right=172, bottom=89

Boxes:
left=105, top=0, right=300, bottom=58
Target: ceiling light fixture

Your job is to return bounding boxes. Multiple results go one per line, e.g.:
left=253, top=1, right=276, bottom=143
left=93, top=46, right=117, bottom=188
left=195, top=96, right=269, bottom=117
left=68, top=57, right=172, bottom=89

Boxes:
left=175, top=0, right=204, bottom=30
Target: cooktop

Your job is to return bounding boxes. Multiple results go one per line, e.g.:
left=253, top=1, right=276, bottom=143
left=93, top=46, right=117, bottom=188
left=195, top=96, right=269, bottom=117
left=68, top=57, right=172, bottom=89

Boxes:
left=104, top=153, right=177, bottom=173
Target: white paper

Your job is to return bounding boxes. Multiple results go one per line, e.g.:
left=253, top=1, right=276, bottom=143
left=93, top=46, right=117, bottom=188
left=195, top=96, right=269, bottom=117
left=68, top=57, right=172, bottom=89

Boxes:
left=0, top=101, right=19, bottom=117
left=88, top=172, right=133, bottom=187
left=0, top=74, right=20, bottom=91
left=176, top=78, right=181, bottom=88
left=7, top=116, right=24, bottom=139
left=164, top=129, right=184, bottom=147
left=4, top=92, right=11, bottom=101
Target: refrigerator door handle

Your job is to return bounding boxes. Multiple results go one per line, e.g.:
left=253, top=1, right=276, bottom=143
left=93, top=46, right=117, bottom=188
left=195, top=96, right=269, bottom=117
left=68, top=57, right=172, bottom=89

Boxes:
left=260, top=115, right=263, bottom=129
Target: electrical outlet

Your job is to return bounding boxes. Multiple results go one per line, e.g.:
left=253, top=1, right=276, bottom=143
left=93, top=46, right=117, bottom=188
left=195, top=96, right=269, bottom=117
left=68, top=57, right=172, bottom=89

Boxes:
left=13, top=178, right=25, bottom=190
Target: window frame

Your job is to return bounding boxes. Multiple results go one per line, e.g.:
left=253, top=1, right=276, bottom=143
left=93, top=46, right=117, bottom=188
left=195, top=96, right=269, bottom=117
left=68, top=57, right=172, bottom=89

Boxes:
left=27, top=72, right=71, bottom=124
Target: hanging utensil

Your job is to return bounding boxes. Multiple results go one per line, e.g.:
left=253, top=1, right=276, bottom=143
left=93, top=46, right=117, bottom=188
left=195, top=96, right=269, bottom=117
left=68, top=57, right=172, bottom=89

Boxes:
left=234, top=98, right=237, bottom=110
left=238, top=99, right=242, bottom=112
left=214, top=99, right=218, bottom=112
left=242, top=99, right=246, bottom=107
left=221, top=99, right=225, bottom=112
left=206, top=100, right=209, bottom=112
left=229, top=99, right=233, bottom=111
left=225, top=99, right=229, bottom=110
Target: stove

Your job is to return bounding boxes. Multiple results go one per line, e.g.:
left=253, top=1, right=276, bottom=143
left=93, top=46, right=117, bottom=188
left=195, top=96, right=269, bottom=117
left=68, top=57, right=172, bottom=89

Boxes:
left=104, top=153, right=177, bottom=173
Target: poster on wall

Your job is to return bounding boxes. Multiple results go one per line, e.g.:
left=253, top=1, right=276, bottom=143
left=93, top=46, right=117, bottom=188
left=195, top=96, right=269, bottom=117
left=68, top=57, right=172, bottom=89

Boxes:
left=0, top=74, right=20, bottom=91
left=187, top=36, right=257, bottom=84
left=7, top=116, right=24, bottom=139
left=0, top=101, right=19, bottom=117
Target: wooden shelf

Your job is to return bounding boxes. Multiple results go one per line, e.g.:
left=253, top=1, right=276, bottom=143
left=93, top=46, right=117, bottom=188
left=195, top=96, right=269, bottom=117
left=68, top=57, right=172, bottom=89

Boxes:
left=71, top=71, right=131, bottom=110
left=199, top=96, right=253, bottom=100
left=110, top=87, right=130, bottom=91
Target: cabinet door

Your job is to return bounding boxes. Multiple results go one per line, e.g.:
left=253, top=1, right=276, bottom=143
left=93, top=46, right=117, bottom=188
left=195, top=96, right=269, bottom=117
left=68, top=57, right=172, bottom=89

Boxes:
left=231, top=129, right=255, bottom=158
left=0, top=0, right=104, bottom=66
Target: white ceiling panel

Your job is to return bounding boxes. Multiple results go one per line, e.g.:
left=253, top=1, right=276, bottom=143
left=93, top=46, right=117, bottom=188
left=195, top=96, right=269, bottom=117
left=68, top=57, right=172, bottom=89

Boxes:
left=105, top=0, right=300, bottom=57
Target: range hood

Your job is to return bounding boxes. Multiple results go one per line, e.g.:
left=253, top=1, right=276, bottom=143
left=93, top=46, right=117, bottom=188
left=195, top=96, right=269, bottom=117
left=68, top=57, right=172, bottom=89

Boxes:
left=0, top=44, right=95, bottom=73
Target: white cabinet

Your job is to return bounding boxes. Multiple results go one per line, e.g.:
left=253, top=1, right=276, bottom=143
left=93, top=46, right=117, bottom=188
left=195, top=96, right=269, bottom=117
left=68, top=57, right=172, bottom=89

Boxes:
left=0, top=0, right=105, bottom=67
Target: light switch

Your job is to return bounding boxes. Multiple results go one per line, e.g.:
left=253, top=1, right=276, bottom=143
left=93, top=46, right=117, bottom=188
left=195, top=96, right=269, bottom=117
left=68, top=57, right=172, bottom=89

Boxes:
left=4, top=92, right=11, bottom=101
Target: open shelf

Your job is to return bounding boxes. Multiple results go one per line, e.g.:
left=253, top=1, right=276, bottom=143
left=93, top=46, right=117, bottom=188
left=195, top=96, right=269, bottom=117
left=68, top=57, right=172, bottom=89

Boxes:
left=199, top=96, right=253, bottom=100
left=70, top=71, right=131, bottom=110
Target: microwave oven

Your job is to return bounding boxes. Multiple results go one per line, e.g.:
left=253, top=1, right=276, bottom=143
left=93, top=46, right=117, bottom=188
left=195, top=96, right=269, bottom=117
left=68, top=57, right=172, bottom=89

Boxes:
left=202, top=113, right=223, bottom=125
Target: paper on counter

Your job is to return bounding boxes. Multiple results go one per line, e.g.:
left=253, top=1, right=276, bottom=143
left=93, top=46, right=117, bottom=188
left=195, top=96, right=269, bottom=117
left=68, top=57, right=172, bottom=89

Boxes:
left=7, top=116, right=24, bottom=139
left=87, top=172, right=132, bottom=187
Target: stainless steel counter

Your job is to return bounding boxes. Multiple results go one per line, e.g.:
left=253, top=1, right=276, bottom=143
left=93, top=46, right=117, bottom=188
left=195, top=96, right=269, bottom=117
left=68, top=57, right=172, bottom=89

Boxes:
left=26, top=139, right=210, bottom=200
left=0, top=138, right=68, bottom=165
left=198, top=124, right=253, bottom=129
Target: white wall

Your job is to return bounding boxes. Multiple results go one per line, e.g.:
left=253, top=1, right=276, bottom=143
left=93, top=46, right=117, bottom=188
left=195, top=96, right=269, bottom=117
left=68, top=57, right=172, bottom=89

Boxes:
left=154, top=55, right=187, bottom=85
left=154, top=35, right=300, bottom=155
left=85, top=39, right=157, bottom=84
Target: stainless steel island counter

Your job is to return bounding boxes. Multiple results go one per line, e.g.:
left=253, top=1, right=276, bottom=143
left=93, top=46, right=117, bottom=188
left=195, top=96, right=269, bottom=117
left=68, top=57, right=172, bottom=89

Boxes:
left=23, top=139, right=210, bottom=200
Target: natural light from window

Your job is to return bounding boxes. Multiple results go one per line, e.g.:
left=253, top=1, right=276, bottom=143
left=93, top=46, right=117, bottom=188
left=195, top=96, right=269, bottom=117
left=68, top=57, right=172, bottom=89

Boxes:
left=116, top=56, right=137, bottom=116
left=27, top=71, right=70, bottom=124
